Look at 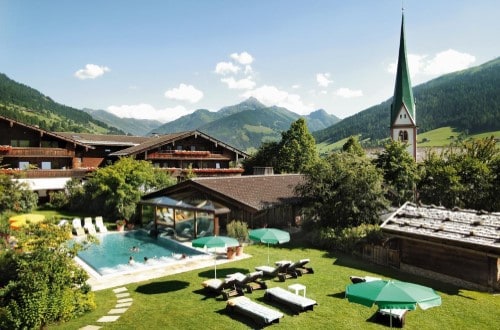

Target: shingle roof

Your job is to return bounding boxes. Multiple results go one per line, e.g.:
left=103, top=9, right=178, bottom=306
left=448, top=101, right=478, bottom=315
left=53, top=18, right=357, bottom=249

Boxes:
left=381, top=202, right=500, bottom=255
left=0, top=115, right=93, bottom=149
left=109, top=130, right=249, bottom=157
left=146, top=174, right=305, bottom=212
left=57, top=132, right=149, bottom=146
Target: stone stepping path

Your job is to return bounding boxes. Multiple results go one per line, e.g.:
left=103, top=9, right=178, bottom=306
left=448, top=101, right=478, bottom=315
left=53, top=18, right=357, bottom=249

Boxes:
left=79, top=287, right=133, bottom=329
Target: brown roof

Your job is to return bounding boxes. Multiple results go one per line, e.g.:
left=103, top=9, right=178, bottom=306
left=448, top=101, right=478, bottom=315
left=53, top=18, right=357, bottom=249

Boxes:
left=146, top=174, right=305, bottom=212
left=109, top=130, right=249, bottom=158
left=0, top=115, right=93, bottom=149
left=57, top=132, right=149, bottom=146
left=381, top=202, right=500, bottom=255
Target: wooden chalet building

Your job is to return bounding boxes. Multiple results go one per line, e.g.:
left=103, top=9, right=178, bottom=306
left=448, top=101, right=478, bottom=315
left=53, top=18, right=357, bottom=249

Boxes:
left=381, top=202, right=500, bottom=291
left=57, top=132, right=149, bottom=168
left=140, top=174, right=305, bottom=238
left=0, top=115, right=94, bottom=199
left=108, top=130, right=249, bottom=178
left=1, top=115, right=249, bottom=199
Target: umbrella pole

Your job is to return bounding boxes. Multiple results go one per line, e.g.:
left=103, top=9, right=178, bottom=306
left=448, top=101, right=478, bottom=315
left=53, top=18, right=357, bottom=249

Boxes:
left=214, top=249, right=217, bottom=279
left=267, top=243, right=270, bottom=265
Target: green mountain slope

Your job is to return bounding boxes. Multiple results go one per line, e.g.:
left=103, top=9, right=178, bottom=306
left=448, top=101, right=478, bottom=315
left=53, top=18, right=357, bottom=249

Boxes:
left=150, top=108, right=222, bottom=134
left=151, top=97, right=340, bottom=152
left=313, top=56, right=500, bottom=146
left=82, top=108, right=162, bottom=136
left=0, top=73, right=124, bottom=134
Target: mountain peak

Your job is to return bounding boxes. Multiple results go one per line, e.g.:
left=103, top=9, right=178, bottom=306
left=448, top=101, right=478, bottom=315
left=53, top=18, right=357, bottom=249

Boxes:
left=240, top=96, right=266, bottom=108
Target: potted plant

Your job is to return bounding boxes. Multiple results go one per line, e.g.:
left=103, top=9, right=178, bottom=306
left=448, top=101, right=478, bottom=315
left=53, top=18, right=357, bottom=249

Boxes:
left=116, top=220, right=126, bottom=232
left=227, top=219, right=248, bottom=256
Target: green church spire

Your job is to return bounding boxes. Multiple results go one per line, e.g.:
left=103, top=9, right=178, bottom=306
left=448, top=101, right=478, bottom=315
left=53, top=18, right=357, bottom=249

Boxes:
left=391, top=13, right=415, bottom=125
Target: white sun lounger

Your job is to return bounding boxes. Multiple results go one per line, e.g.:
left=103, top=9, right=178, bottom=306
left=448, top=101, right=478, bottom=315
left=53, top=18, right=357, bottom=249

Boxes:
left=83, top=217, right=97, bottom=235
left=226, top=296, right=283, bottom=326
left=94, top=216, right=108, bottom=233
left=72, top=218, right=85, bottom=236
left=264, top=287, right=317, bottom=314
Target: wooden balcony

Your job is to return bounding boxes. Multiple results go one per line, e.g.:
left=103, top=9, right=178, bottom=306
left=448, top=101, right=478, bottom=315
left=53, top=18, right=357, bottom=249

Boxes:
left=0, top=168, right=94, bottom=178
left=146, top=150, right=231, bottom=161
left=1, top=147, right=75, bottom=157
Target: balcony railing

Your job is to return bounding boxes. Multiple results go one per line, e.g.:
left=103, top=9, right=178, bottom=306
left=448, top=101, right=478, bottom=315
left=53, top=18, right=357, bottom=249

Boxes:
left=147, top=150, right=230, bottom=161
left=0, top=168, right=94, bottom=178
left=2, top=147, right=75, bottom=157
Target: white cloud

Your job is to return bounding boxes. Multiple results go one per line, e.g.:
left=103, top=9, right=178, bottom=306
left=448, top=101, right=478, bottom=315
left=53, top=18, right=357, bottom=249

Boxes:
left=335, top=88, right=363, bottom=98
left=164, top=83, right=203, bottom=103
left=242, top=85, right=313, bottom=114
left=387, top=49, right=476, bottom=78
left=74, top=64, right=110, bottom=80
left=230, top=51, right=254, bottom=65
left=220, top=77, right=256, bottom=90
left=106, top=103, right=188, bottom=123
left=215, top=61, right=240, bottom=75
left=423, top=49, right=476, bottom=75
left=291, top=84, right=301, bottom=89
left=244, top=65, right=253, bottom=75
left=316, top=73, right=333, bottom=87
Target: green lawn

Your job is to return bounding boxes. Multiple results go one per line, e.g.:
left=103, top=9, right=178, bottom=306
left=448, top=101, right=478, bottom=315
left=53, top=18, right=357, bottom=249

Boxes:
left=49, top=238, right=499, bottom=330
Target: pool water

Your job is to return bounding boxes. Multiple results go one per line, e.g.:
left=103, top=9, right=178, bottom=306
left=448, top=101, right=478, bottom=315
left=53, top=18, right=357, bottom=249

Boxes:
left=76, top=230, right=207, bottom=276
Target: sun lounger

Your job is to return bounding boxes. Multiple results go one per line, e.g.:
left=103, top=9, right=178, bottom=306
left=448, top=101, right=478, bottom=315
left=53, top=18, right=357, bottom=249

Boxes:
left=288, top=258, right=314, bottom=275
left=202, top=278, right=244, bottom=300
left=377, top=308, right=408, bottom=328
left=226, top=296, right=284, bottom=327
left=72, top=218, right=85, bottom=236
left=255, top=261, right=291, bottom=282
left=264, top=287, right=318, bottom=314
left=83, top=217, right=97, bottom=234
left=94, top=216, right=108, bottom=233
left=349, top=275, right=382, bottom=284
left=234, top=271, right=267, bottom=293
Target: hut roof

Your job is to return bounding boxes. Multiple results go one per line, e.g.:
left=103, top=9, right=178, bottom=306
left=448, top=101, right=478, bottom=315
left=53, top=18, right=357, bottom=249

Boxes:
left=381, top=202, right=500, bottom=256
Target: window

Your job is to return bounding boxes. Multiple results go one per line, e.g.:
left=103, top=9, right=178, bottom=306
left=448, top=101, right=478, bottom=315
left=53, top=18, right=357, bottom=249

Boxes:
left=41, top=162, right=51, bottom=170
left=398, top=130, right=409, bottom=142
left=19, top=161, right=30, bottom=169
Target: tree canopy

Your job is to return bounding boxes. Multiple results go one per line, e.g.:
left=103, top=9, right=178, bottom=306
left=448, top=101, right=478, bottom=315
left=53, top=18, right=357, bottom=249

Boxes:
left=374, top=140, right=419, bottom=206
left=245, top=118, right=318, bottom=174
left=67, top=157, right=175, bottom=221
left=297, top=151, right=388, bottom=230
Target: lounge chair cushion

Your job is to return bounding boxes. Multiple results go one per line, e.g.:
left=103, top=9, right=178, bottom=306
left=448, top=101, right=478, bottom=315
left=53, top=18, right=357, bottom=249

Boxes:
left=202, top=278, right=224, bottom=291
left=265, top=287, right=317, bottom=313
left=227, top=296, right=283, bottom=325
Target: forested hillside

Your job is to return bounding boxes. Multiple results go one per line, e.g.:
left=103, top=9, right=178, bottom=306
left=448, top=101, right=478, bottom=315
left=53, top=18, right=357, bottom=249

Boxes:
left=0, top=73, right=123, bottom=134
left=314, top=57, right=500, bottom=145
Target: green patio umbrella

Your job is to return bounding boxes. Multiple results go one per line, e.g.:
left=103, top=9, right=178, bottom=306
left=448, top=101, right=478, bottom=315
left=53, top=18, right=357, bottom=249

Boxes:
left=248, top=228, right=290, bottom=265
left=192, top=236, right=239, bottom=279
left=346, top=280, right=441, bottom=327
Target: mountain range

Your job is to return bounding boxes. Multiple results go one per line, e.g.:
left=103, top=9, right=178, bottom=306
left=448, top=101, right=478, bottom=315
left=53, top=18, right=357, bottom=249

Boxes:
left=150, top=97, right=340, bottom=152
left=0, top=56, right=499, bottom=153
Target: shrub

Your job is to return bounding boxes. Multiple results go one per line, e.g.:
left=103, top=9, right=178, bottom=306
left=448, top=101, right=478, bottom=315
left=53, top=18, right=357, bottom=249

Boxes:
left=226, top=220, right=249, bottom=244
left=311, top=224, right=383, bottom=254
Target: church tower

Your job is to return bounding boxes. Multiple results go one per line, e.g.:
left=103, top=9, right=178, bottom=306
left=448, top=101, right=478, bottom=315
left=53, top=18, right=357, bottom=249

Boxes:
left=390, top=12, right=417, bottom=160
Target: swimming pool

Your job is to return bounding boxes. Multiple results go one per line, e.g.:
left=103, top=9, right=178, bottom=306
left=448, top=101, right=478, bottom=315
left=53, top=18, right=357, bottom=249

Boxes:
left=76, top=230, right=208, bottom=276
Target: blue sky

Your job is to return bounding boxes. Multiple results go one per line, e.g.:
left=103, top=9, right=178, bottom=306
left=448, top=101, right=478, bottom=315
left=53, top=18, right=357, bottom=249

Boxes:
left=1, top=1, right=498, bottom=123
